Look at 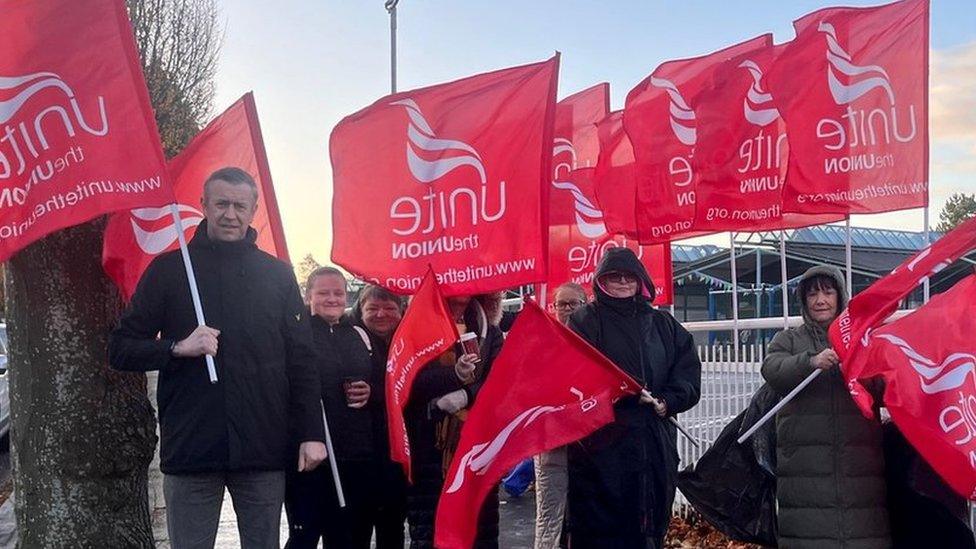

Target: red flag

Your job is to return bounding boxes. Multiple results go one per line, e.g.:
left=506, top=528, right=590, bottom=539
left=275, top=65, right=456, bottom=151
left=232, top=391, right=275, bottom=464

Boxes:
left=102, top=93, right=288, bottom=299
left=766, top=0, right=929, bottom=214
left=592, top=111, right=639, bottom=239
left=330, top=57, right=559, bottom=296
left=434, top=301, right=641, bottom=549
left=0, top=0, right=172, bottom=260
left=549, top=84, right=608, bottom=228
left=828, top=216, right=976, bottom=416
left=624, top=36, right=770, bottom=243
left=855, top=274, right=976, bottom=499
left=543, top=85, right=672, bottom=306
left=693, top=40, right=845, bottom=231
left=385, top=269, right=458, bottom=481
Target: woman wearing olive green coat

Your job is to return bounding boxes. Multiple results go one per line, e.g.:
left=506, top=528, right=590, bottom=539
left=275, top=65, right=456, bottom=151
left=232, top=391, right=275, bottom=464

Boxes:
left=761, top=265, right=890, bottom=549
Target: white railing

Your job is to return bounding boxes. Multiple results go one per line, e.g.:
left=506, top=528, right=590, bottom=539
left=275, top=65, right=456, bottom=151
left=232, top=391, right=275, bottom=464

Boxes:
left=672, top=341, right=766, bottom=516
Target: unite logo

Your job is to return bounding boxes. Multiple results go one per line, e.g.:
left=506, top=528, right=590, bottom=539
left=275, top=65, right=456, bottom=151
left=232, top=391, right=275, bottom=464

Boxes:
left=0, top=72, right=108, bottom=197
left=876, top=333, right=976, bottom=394
left=738, top=61, right=779, bottom=127
left=387, top=99, right=507, bottom=243
left=814, top=20, right=917, bottom=172
left=444, top=387, right=599, bottom=494
left=128, top=204, right=204, bottom=255
left=649, top=77, right=696, bottom=146
left=819, top=22, right=894, bottom=105
left=551, top=137, right=606, bottom=239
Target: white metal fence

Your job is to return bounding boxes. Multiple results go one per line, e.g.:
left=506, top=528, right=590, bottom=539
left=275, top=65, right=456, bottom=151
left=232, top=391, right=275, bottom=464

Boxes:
left=672, top=341, right=767, bottom=516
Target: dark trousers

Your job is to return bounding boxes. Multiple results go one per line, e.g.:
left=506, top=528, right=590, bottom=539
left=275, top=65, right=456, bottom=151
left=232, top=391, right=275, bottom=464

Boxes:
left=164, top=470, right=285, bottom=549
left=285, top=461, right=407, bottom=549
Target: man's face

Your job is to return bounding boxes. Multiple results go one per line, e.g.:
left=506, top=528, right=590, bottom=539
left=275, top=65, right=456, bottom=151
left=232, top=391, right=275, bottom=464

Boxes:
left=361, top=297, right=402, bottom=339
left=201, top=179, right=258, bottom=242
left=306, top=275, right=347, bottom=323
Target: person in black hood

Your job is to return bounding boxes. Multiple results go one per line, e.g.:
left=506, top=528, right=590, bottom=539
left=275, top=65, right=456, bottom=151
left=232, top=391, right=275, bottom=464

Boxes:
left=109, top=167, right=326, bottom=549
left=566, top=247, right=701, bottom=548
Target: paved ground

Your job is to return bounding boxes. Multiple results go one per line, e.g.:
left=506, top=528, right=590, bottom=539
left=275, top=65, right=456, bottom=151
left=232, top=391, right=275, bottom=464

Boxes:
left=214, top=487, right=537, bottom=548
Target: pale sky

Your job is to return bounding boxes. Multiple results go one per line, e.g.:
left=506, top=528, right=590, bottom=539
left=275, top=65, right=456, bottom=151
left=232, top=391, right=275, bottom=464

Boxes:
left=212, top=0, right=976, bottom=262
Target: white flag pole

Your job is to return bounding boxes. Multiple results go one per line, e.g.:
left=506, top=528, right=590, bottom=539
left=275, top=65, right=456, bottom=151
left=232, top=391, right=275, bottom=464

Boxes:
left=169, top=203, right=218, bottom=384
left=738, top=369, right=823, bottom=444
left=845, top=218, right=853, bottom=298
left=729, top=233, right=740, bottom=365
left=321, top=401, right=347, bottom=508
left=923, top=207, right=931, bottom=303
left=780, top=231, right=790, bottom=329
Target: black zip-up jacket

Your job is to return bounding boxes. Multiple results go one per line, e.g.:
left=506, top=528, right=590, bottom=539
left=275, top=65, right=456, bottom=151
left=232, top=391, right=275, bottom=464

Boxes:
left=310, top=315, right=375, bottom=462
left=109, top=221, right=325, bottom=474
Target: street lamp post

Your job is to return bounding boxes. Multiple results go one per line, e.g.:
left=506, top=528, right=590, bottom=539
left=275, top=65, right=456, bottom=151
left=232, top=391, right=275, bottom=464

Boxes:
left=385, top=0, right=399, bottom=94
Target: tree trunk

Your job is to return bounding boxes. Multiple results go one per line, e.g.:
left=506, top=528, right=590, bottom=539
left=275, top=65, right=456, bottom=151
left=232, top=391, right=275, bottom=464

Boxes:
left=4, top=219, right=157, bottom=548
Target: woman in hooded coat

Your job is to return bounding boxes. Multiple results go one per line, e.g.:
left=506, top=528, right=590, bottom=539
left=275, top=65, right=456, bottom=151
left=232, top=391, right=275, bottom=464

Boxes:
left=566, top=248, right=702, bottom=548
left=762, top=265, right=890, bottom=548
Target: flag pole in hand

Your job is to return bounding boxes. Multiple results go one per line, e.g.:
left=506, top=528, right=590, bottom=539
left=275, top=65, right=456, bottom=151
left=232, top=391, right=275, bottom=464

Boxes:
left=170, top=203, right=218, bottom=383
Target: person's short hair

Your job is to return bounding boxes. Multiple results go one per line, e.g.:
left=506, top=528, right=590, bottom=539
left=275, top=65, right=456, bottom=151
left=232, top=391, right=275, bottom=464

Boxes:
left=554, top=282, right=587, bottom=301
left=357, top=284, right=405, bottom=311
left=305, top=266, right=346, bottom=295
left=203, top=167, right=259, bottom=202
left=798, top=274, right=841, bottom=301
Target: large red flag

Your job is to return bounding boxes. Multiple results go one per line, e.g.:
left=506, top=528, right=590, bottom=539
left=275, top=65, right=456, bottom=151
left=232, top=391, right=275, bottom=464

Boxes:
left=592, top=111, right=639, bottom=239
left=102, top=93, right=288, bottom=299
left=766, top=0, right=929, bottom=215
left=0, top=0, right=172, bottom=260
left=624, top=36, right=770, bottom=244
left=434, top=301, right=641, bottom=549
left=829, top=216, right=976, bottom=416
left=852, top=274, right=976, bottom=499
left=330, top=57, right=559, bottom=296
left=385, top=269, right=458, bottom=481
left=544, top=85, right=674, bottom=306
left=693, top=40, right=845, bottom=232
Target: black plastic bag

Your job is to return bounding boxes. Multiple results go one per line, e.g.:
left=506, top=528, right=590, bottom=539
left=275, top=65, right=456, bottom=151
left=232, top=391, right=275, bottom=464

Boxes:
left=676, top=384, right=779, bottom=547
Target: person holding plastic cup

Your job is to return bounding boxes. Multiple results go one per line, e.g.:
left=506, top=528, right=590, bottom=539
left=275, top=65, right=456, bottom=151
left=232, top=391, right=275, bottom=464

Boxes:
left=403, top=294, right=504, bottom=548
left=284, top=267, right=377, bottom=549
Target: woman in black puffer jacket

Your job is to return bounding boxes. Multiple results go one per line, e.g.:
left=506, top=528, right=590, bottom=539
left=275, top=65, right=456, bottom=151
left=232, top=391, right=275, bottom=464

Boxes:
left=285, top=267, right=381, bottom=549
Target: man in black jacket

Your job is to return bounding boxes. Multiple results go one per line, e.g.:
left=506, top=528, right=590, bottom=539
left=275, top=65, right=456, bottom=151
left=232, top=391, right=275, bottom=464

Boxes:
left=110, top=167, right=326, bottom=549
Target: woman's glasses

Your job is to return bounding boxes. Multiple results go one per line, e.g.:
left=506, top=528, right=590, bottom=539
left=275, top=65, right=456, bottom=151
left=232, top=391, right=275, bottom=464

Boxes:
left=599, top=271, right=638, bottom=284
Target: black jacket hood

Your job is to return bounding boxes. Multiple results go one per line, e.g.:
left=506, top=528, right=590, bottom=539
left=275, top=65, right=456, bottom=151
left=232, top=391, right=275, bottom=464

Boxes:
left=593, top=247, right=657, bottom=303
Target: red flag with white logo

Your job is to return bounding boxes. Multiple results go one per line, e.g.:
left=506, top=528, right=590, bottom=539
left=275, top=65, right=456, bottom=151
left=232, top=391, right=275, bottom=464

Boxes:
left=385, top=269, right=458, bottom=482
left=766, top=0, right=929, bottom=214
left=828, top=216, right=976, bottom=416
left=330, top=57, right=559, bottom=296
left=546, top=223, right=673, bottom=307
left=693, top=40, right=845, bottom=231
left=852, top=274, right=976, bottom=499
left=102, top=93, right=288, bottom=299
left=624, top=36, right=769, bottom=244
left=543, top=85, right=673, bottom=306
left=434, top=301, right=640, bottom=549
left=0, top=0, right=172, bottom=261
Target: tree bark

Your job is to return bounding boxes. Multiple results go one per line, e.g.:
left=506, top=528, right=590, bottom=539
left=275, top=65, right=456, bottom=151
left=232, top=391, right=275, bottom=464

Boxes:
left=4, top=219, right=157, bottom=548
